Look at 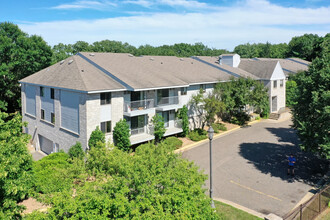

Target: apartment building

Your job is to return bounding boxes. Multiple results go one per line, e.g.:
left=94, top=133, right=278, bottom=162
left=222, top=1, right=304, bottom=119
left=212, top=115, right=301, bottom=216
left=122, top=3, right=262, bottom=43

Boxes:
left=20, top=52, right=308, bottom=154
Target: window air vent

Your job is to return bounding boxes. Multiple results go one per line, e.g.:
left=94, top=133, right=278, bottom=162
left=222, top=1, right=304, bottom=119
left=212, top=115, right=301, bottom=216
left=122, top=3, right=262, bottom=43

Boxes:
left=180, top=58, right=184, bottom=61
left=68, top=60, right=74, bottom=64
left=60, top=60, right=65, bottom=64
left=150, top=58, right=154, bottom=61
left=89, top=53, right=95, bottom=56
left=128, top=54, right=134, bottom=57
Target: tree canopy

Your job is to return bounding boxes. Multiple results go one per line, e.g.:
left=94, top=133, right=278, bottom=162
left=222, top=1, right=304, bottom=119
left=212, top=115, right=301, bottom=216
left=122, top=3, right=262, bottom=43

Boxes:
left=0, top=22, right=52, bottom=112
left=291, top=34, right=330, bottom=158
left=0, top=111, right=33, bottom=218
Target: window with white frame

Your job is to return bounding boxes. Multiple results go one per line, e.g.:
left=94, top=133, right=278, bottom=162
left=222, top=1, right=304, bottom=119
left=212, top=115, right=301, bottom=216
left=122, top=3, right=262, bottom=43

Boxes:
left=40, top=86, right=44, bottom=97
left=51, top=88, right=55, bottom=99
left=280, top=80, right=284, bottom=87
left=273, top=80, right=277, bottom=88
left=200, top=84, right=206, bottom=92
left=41, top=109, right=45, bottom=120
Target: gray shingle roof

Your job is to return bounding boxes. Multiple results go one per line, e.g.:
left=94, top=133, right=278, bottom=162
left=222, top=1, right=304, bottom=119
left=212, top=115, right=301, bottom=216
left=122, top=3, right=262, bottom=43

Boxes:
left=238, top=60, right=278, bottom=79
left=253, top=58, right=309, bottom=76
left=20, top=55, right=126, bottom=92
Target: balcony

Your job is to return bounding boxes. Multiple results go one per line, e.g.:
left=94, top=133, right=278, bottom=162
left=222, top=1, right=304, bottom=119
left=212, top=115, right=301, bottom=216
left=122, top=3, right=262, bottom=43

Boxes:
left=130, top=126, right=154, bottom=145
left=123, top=99, right=155, bottom=117
left=156, top=96, right=181, bottom=111
left=164, top=119, right=183, bottom=137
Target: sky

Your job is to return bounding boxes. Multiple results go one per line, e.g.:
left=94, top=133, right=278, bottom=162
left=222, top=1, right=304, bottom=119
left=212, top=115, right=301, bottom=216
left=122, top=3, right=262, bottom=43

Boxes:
left=1, top=0, right=329, bottom=51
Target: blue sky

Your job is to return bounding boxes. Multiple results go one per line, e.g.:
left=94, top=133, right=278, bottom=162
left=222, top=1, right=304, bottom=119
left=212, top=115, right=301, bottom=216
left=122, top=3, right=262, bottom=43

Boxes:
left=1, top=0, right=329, bottom=50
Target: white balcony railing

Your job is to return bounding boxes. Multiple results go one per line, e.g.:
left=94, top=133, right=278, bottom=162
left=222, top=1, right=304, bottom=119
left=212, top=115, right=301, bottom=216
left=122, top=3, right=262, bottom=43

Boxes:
left=157, top=96, right=179, bottom=106
left=130, top=127, right=145, bottom=136
left=174, top=119, right=182, bottom=128
left=124, top=99, right=154, bottom=112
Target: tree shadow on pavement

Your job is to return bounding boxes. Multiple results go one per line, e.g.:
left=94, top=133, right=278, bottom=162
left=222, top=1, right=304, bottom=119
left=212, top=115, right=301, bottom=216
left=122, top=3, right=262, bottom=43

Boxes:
left=239, top=127, right=329, bottom=186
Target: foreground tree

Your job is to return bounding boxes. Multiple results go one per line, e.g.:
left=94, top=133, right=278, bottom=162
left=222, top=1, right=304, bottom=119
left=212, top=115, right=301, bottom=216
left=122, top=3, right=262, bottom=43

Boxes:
left=113, top=119, right=131, bottom=151
left=0, top=22, right=52, bottom=112
left=28, top=142, right=217, bottom=219
left=287, top=33, right=321, bottom=61
left=0, top=111, right=33, bottom=218
left=292, top=37, right=330, bottom=158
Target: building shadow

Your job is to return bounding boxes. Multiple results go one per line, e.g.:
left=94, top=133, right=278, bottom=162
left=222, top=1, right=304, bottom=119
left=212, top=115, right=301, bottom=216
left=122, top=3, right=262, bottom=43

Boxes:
left=239, top=141, right=329, bottom=186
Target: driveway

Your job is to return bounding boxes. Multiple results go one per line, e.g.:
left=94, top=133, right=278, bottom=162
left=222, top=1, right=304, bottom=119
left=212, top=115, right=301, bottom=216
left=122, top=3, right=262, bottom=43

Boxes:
left=182, top=119, right=328, bottom=217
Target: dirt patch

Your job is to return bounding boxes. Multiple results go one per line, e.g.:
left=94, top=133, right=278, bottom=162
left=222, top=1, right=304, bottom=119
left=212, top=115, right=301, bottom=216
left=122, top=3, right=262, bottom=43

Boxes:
left=18, top=197, right=50, bottom=215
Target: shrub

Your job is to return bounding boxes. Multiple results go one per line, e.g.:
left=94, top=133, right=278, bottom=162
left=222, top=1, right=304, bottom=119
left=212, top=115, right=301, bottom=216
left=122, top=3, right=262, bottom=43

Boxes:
left=178, top=105, right=189, bottom=136
left=188, top=129, right=208, bottom=141
left=230, top=112, right=250, bottom=125
left=212, top=123, right=227, bottom=133
left=151, top=114, right=166, bottom=143
left=162, top=136, right=183, bottom=149
left=33, top=152, right=73, bottom=194
left=113, top=119, right=131, bottom=151
left=88, top=126, right=105, bottom=149
left=68, top=142, right=84, bottom=159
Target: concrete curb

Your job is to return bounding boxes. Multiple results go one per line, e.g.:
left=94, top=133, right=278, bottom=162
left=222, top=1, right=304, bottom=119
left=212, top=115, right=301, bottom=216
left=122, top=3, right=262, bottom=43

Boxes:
left=174, top=119, right=262, bottom=154
left=213, top=197, right=267, bottom=219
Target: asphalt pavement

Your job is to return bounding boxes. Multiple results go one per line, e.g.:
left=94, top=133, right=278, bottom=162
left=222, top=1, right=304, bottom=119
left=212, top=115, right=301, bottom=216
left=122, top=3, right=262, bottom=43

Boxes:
left=182, top=119, right=329, bottom=217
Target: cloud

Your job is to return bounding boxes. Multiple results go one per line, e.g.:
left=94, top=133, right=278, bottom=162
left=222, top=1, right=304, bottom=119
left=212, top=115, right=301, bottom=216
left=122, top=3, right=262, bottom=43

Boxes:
left=52, top=0, right=116, bottom=10
left=21, top=0, right=330, bottom=50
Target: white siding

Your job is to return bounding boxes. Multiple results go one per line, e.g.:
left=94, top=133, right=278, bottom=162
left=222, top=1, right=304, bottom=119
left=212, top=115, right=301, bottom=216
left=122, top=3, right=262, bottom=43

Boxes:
left=61, top=90, right=80, bottom=133
left=25, top=85, right=36, bottom=116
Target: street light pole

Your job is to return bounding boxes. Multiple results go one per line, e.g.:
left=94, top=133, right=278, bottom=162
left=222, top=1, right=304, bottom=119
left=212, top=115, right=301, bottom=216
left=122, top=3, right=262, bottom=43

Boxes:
left=208, top=126, right=215, bottom=209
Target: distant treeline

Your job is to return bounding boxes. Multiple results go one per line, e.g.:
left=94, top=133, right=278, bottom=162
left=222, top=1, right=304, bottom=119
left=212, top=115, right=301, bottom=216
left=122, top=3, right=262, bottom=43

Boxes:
left=51, top=33, right=328, bottom=64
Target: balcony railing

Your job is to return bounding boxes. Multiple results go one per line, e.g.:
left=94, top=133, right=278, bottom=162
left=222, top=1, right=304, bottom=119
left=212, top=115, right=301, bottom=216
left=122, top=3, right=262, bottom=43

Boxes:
left=174, top=119, right=182, bottom=128
left=130, top=127, right=145, bottom=136
left=157, top=96, right=179, bottom=106
left=124, top=99, right=154, bottom=112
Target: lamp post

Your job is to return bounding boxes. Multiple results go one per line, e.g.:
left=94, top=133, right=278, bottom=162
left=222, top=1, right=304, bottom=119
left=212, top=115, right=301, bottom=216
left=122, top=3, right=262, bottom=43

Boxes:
left=208, top=126, right=215, bottom=209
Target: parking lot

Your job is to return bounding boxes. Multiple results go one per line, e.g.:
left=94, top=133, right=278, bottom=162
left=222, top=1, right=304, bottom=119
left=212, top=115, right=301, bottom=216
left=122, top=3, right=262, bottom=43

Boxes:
left=182, top=119, right=329, bottom=217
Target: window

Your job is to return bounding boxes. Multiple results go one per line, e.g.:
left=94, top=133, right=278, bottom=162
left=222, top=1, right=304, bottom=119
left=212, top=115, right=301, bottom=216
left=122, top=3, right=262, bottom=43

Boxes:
left=200, top=84, right=206, bottom=92
left=100, top=93, right=111, bottom=105
left=101, top=121, right=111, bottom=133
left=273, top=80, right=277, bottom=88
left=51, top=112, right=55, bottom=124
left=51, top=88, right=55, bottom=99
left=181, top=87, right=187, bottom=95
left=41, top=109, right=45, bottom=120
left=40, top=87, right=44, bottom=97
left=280, top=80, right=284, bottom=87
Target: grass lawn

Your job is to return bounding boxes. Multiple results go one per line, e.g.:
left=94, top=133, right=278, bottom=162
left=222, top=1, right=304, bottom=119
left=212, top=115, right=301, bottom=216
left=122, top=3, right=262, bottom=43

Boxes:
left=214, top=201, right=263, bottom=220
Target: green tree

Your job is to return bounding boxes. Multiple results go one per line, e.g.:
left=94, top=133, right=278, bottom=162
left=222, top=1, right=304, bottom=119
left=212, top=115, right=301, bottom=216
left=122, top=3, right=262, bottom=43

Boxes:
left=292, top=38, right=330, bottom=158
left=203, top=93, right=225, bottom=125
left=152, top=114, right=166, bottom=143
left=113, top=119, right=131, bottom=151
left=88, top=126, right=105, bottom=149
left=287, top=34, right=321, bottom=61
left=286, top=79, right=298, bottom=107
left=188, top=88, right=205, bottom=129
left=0, top=111, right=33, bottom=218
left=29, top=143, right=217, bottom=219
left=0, top=22, right=52, bottom=112
left=178, top=105, right=189, bottom=136
left=68, top=141, right=85, bottom=159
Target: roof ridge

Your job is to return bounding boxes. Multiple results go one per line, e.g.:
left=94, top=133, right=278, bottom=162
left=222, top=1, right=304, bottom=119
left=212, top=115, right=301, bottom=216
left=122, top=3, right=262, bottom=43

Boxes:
left=77, top=52, right=134, bottom=90
left=72, top=55, right=89, bottom=91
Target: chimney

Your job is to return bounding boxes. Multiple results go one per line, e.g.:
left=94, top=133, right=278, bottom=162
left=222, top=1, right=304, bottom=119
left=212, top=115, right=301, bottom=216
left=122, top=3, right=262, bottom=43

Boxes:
left=219, top=54, right=240, bottom=67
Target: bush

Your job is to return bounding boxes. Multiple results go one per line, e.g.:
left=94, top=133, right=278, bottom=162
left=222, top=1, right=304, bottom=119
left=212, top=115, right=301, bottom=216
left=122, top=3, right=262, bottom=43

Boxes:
left=113, top=119, right=131, bottom=151
left=162, top=136, right=183, bottom=149
left=152, top=114, right=166, bottom=143
left=33, top=152, right=73, bottom=194
left=188, top=129, right=208, bottom=141
left=88, top=126, right=105, bottom=148
left=68, top=142, right=84, bottom=159
left=211, top=123, right=227, bottom=133
left=230, top=112, right=250, bottom=125
left=178, top=105, right=189, bottom=137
